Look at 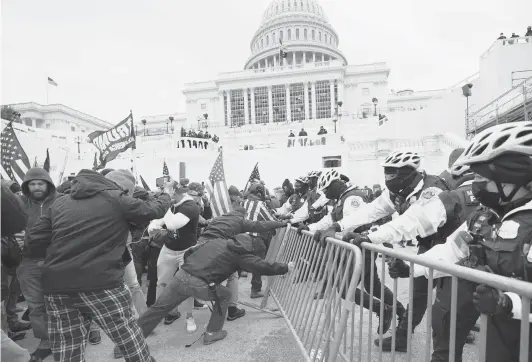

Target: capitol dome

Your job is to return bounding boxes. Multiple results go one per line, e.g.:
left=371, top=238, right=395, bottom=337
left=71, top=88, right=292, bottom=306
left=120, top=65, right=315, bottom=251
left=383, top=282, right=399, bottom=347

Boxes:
left=244, top=0, right=347, bottom=69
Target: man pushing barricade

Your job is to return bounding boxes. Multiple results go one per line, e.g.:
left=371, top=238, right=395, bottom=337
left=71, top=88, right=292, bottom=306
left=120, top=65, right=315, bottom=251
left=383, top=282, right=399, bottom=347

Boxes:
left=136, top=232, right=293, bottom=346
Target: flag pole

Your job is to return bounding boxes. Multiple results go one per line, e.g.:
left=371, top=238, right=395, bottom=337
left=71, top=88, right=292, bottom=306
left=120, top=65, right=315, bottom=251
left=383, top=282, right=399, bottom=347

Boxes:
left=57, top=147, right=69, bottom=185
left=130, top=110, right=138, bottom=182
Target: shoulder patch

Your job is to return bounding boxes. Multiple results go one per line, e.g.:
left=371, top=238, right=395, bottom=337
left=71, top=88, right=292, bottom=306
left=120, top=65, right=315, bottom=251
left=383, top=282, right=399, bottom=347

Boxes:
left=497, top=220, right=520, bottom=239
left=464, top=189, right=479, bottom=206
left=422, top=189, right=436, bottom=200
left=351, top=198, right=360, bottom=208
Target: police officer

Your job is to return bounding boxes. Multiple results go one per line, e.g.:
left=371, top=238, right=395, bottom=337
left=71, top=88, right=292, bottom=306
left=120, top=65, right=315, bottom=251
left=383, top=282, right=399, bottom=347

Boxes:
left=275, top=176, right=309, bottom=224
left=298, top=169, right=401, bottom=334
left=390, top=122, right=532, bottom=362
left=320, top=150, right=448, bottom=347
left=346, top=158, right=479, bottom=356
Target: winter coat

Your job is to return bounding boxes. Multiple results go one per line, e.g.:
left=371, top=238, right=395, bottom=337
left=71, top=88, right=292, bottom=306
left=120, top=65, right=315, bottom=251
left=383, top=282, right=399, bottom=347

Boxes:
left=26, top=169, right=171, bottom=294
left=182, top=233, right=288, bottom=284
left=1, top=180, right=27, bottom=238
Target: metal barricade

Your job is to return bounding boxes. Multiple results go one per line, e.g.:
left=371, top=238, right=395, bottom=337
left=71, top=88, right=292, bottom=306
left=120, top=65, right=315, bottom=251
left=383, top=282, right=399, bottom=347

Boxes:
left=261, top=226, right=532, bottom=362
left=260, top=226, right=363, bottom=361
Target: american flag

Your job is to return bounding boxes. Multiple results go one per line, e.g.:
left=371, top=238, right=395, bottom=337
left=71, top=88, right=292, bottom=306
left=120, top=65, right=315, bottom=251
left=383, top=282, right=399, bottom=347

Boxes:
left=163, top=160, right=169, bottom=176
left=243, top=197, right=278, bottom=236
left=244, top=162, right=260, bottom=193
left=1, top=123, right=30, bottom=184
left=204, top=151, right=232, bottom=218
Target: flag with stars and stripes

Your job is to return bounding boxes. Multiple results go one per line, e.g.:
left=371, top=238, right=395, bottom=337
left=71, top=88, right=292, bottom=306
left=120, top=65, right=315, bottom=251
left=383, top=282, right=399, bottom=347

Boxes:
left=1, top=122, right=31, bottom=184
left=162, top=160, right=169, bottom=176
left=244, top=162, right=260, bottom=193
left=204, top=151, right=232, bottom=218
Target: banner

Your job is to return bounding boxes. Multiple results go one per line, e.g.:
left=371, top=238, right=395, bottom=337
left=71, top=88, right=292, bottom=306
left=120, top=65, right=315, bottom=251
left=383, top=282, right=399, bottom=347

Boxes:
left=88, top=113, right=136, bottom=170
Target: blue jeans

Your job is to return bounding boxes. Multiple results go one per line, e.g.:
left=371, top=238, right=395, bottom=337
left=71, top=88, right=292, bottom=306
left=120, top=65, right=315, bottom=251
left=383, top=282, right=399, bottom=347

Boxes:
left=17, top=258, right=49, bottom=349
left=137, top=269, right=231, bottom=337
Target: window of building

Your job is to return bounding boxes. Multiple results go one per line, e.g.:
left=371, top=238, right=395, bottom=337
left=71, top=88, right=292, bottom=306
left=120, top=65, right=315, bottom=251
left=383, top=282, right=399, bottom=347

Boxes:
left=312, top=29, right=315, bottom=40
left=290, top=83, right=305, bottom=122
left=319, top=32, right=322, bottom=41
left=304, top=29, right=308, bottom=40
left=296, top=29, right=300, bottom=40
left=272, top=85, right=287, bottom=123
left=288, top=29, right=291, bottom=40
left=315, top=80, right=332, bottom=119
left=288, top=0, right=291, bottom=8
left=362, top=87, right=369, bottom=96
left=323, top=156, right=342, bottom=168
left=254, top=87, right=269, bottom=124
left=308, top=85, right=313, bottom=120
left=247, top=90, right=252, bottom=124
left=201, top=103, right=207, bottom=110
left=46, top=123, right=50, bottom=129
left=71, top=125, right=76, bottom=132
left=280, top=30, right=283, bottom=41
left=266, top=35, right=269, bottom=45
left=230, top=90, right=245, bottom=127
left=334, top=81, right=338, bottom=107
left=261, top=38, right=264, bottom=48
left=223, top=92, right=228, bottom=126
left=273, top=32, right=276, bottom=43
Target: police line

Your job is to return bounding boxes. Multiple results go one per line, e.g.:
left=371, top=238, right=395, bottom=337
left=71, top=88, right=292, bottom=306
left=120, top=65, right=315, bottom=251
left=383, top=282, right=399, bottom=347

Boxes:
left=259, top=226, right=532, bottom=362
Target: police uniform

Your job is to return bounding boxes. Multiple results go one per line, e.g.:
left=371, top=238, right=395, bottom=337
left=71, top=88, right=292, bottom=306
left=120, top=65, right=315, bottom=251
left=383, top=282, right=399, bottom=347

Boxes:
left=275, top=193, right=307, bottom=221
left=414, top=200, right=532, bottom=362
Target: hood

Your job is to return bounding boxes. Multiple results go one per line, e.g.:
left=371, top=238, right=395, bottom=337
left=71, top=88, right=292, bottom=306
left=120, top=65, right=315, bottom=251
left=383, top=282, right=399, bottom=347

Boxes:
left=133, top=186, right=150, bottom=200
left=69, top=169, right=123, bottom=200
left=56, top=180, right=72, bottom=194
left=21, top=167, right=55, bottom=197
left=227, top=233, right=261, bottom=255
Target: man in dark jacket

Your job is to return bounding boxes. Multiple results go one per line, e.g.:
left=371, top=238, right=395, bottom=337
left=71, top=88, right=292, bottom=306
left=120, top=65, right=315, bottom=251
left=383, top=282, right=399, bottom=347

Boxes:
left=26, top=169, right=171, bottom=362
left=15, top=167, right=61, bottom=361
left=136, top=233, right=292, bottom=345
left=1, top=181, right=31, bottom=362
left=199, top=207, right=287, bottom=320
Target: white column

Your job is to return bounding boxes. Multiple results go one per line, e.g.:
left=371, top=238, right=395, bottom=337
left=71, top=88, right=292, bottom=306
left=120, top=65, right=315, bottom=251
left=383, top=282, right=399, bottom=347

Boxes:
left=226, top=90, right=232, bottom=126
left=268, top=86, right=273, bottom=124
left=313, top=52, right=316, bottom=63
left=292, top=52, right=296, bottom=65
left=311, top=81, right=317, bottom=120
left=286, top=84, right=291, bottom=122
left=32, top=119, right=37, bottom=128
left=304, top=82, right=310, bottom=120
left=303, top=52, right=306, bottom=64
left=250, top=88, right=256, bottom=124
left=330, top=80, right=336, bottom=117
left=243, top=88, right=249, bottom=124
left=219, top=92, right=225, bottom=125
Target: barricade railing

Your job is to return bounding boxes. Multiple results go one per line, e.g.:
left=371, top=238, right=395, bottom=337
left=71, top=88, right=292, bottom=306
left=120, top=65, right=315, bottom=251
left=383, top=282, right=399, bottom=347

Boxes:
left=261, top=226, right=532, bottom=362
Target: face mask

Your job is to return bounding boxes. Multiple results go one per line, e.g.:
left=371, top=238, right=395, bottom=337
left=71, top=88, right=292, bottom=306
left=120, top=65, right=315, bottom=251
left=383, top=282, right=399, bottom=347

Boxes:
left=385, top=178, right=404, bottom=194
left=472, top=181, right=501, bottom=211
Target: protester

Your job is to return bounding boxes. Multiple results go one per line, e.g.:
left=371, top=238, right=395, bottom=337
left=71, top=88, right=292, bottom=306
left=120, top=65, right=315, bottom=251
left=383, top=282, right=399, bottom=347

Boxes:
left=136, top=233, right=293, bottom=345
left=26, top=169, right=171, bottom=362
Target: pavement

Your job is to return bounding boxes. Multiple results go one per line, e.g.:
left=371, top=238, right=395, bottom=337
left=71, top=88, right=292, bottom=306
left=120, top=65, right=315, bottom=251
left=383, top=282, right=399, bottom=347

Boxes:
left=12, top=247, right=481, bottom=361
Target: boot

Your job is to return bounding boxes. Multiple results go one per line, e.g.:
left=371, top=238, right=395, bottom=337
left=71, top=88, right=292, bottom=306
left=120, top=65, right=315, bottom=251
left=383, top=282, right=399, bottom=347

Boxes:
left=21, top=308, right=30, bottom=321
left=88, top=330, right=101, bottom=345
left=376, top=304, right=393, bottom=335
left=203, top=330, right=228, bottom=345
left=250, top=290, right=264, bottom=299
left=227, top=307, right=246, bottom=321
left=9, top=320, right=32, bottom=332
left=465, top=331, right=475, bottom=344
left=374, top=328, right=408, bottom=352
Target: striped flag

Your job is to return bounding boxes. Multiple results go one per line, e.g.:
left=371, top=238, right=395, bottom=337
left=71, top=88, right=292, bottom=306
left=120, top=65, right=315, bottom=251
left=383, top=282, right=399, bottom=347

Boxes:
left=242, top=197, right=278, bottom=236
left=244, top=162, right=260, bottom=193
left=163, top=160, right=169, bottom=176
left=47, top=77, right=58, bottom=86
left=204, top=151, right=232, bottom=218
left=1, top=122, right=31, bottom=184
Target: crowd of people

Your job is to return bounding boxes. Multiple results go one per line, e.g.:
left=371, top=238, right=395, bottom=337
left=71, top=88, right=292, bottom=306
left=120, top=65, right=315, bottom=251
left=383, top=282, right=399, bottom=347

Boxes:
left=497, top=26, right=532, bottom=43
left=1, top=121, right=531, bottom=362
left=180, top=127, right=219, bottom=143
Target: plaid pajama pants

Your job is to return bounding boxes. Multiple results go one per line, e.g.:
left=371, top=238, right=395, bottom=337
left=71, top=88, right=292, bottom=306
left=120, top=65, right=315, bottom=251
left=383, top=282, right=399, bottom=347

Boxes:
left=45, top=283, right=155, bottom=362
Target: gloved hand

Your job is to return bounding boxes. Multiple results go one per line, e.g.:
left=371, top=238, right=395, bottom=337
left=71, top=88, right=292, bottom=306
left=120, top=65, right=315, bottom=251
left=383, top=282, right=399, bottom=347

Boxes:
left=148, top=219, right=164, bottom=235
left=342, top=232, right=369, bottom=247
left=297, top=224, right=309, bottom=235
left=312, top=230, right=323, bottom=245
left=473, top=284, right=513, bottom=316
left=388, top=259, right=410, bottom=279
left=318, top=228, right=337, bottom=248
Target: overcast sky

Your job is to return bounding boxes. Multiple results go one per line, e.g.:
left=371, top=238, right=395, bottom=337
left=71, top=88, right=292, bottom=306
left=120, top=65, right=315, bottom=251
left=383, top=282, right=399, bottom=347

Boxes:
left=1, top=0, right=530, bottom=122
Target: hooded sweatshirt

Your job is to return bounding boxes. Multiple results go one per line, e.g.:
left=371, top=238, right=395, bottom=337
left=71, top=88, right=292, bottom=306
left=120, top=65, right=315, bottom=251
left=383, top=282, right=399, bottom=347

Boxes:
left=182, top=233, right=288, bottom=284
left=20, top=168, right=61, bottom=258
left=26, top=169, right=171, bottom=294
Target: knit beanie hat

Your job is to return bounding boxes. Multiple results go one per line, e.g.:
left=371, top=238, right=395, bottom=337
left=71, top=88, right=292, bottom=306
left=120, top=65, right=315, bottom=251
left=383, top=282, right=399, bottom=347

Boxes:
left=105, top=169, right=136, bottom=194
left=228, top=185, right=241, bottom=197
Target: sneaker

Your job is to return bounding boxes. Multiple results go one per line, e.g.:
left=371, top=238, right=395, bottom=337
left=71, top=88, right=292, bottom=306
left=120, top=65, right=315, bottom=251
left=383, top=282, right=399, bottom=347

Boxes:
left=203, top=330, right=228, bottom=345
left=465, top=331, right=475, bottom=344
left=374, top=330, right=408, bottom=352
left=227, top=307, right=246, bottom=321
left=8, top=330, right=26, bottom=341
left=185, top=317, right=197, bottom=334
left=113, top=346, right=123, bottom=359
left=377, top=305, right=393, bottom=335
left=194, top=299, right=208, bottom=309
left=250, top=291, right=264, bottom=299
left=9, top=320, right=32, bottom=332
left=164, top=312, right=181, bottom=325
left=30, top=348, right=52, bottom=360
left=88, top=330, right=101, bottom=345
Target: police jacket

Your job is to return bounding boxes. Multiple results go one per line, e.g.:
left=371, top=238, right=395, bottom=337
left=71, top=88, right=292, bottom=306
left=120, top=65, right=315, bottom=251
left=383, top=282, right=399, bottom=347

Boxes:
left=413, top=199, right=532, bottom=321
left=368, top=178, right=478, bottom=245
left=308, top=186, right=368, bottom=232
left=275, top=192, right=308, bottom=216
left=289, top=188, right=328, bottom=224
left=334, top=173, right=448, bottom=233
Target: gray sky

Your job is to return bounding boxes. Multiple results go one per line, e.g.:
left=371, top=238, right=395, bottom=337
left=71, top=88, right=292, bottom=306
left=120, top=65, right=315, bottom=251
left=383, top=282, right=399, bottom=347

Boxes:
left=2, top=0, right=530, bottom=122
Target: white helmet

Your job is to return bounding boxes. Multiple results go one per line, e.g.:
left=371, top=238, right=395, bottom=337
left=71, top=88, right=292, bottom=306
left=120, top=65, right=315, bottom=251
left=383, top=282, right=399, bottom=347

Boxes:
left=450, top=163, right=471, bottom=178
left=317, top=169, right=340, bottom=191
left=454, top=122, right=532, bottom=167
left=294, top=176, right=309, bottom=184
left=307, top=170, right=322, bottom=178
left=381, top=151, right=421, bottom=169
